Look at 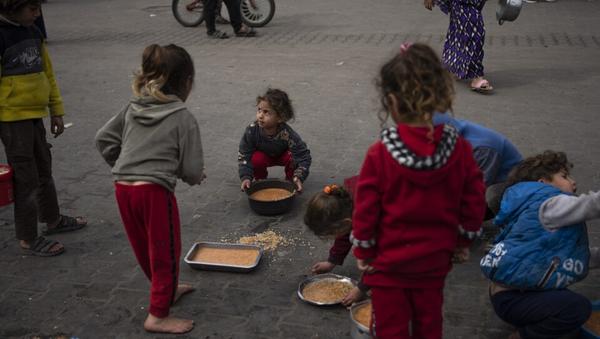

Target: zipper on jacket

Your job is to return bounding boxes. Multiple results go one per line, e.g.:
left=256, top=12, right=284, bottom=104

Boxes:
left=537, top=257, right=560, bottom=288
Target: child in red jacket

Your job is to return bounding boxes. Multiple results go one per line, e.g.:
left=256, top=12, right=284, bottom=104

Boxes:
left=304, top=176, right=367, bottom=306
left=351, top=43, right=486, bottom=339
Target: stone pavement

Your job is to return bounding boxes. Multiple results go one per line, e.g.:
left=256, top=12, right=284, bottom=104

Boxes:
left=1, top=0, right=600, bottom=338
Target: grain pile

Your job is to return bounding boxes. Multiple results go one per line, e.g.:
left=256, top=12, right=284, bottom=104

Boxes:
left=585, top=311, right=600, bottom=336
left=238, top=230, right=291, bottom=251
left=193, top=247, right=259, bottom=266
left=353, top=302, right=372, bottom=328
left=250, top=188, right=293, bottom=201
left=302, top=278, right=354, bottom=304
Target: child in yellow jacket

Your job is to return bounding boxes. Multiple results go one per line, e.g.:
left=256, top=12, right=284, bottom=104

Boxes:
left=0, top=0, right=86, bottom=256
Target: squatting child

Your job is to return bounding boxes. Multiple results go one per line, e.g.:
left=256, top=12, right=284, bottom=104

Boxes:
left=95, top=44, right=205, bottom=334
left=350, top=43, right=487, bottom=338
left=480, top=150, right=600, bottom=339
left=303, top=176, right=368, bottom=306
left=0, top=0, right=87, bottom=257
left=238, top=88, right=311, bottom=192
left=433, top=112, right=522, bottom=219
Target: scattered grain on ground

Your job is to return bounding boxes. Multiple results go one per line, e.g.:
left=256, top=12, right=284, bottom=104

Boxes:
left=238, top=230, right=292, bottom=251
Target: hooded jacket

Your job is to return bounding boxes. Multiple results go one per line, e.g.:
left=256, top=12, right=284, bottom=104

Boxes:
left=480, top=182, right=590, bottom=289
left=95, top=96, right=204, bottom=192
left=0, top=14, right=64, bottom=121
left=352, top=123, right=486, bottom=288
left=433, top=112, right=522, bottom=185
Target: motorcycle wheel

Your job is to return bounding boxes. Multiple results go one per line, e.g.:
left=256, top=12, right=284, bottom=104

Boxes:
left=172, top=0, right=205, bottom=27
left=240, top=0, right=275, bottom=27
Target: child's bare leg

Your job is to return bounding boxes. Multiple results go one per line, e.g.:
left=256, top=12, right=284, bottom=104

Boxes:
left=173, top=283, right=195, bottom=304
left=144, top=314, right=194, bottom=334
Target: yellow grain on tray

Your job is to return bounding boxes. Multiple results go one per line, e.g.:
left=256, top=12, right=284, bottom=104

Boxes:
left=250, top=188, right=292, bottom=201
left=585, top=311, right=600, bottom=336
left=238, top=230, right=290, bottom=251
left=302, top=278, right=354, bottom=303
left=353, top=302, right=372, bottom=328
left=193, top=247, right=259, bottom=266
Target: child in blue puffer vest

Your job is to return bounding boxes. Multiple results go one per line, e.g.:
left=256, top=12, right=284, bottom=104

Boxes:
left=480, top=150, right=600, bottom=339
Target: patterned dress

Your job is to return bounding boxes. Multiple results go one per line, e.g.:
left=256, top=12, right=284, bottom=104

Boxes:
left=437, top=0, right=486, bottom=79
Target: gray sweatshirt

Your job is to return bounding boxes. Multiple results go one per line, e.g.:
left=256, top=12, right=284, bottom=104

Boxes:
left=539, top=190, right=600, bottom=268
left=95, top=96, right=204, bottom=192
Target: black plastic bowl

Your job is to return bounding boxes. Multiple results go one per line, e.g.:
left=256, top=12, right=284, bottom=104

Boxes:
left=246, top=179, right=296, bottom=215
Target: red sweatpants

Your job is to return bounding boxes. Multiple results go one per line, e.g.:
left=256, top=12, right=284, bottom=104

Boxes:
left=251, top=150, right=294, bottom=180
left=371, top=286, right=444, bottom=339
left=115, top=183, right=181, bottom=318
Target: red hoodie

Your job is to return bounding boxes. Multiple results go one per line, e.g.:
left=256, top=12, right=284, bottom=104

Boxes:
left=352, top=124, right=486, bottom=288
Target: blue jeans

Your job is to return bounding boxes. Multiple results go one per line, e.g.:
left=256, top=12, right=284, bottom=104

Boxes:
left=490, top=289, right=591, bottom=338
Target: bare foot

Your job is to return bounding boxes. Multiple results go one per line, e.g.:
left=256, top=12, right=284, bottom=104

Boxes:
left=144, top=314, right=194, bottom=334
left=173, top=283, right=195, bottom=304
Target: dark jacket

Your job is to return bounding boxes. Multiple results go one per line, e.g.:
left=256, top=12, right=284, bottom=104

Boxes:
left=238, top=121, right=311, bottom=181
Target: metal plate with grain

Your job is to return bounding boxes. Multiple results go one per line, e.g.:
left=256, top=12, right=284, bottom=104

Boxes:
left=184, top=242, right=263, bottom=273
left=350, top=299, right=373, bottom=339
left=297, top=273, right=357, bottom=306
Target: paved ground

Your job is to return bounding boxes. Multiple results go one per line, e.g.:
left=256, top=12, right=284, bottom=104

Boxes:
left=1, top=0, right=600, bottom=338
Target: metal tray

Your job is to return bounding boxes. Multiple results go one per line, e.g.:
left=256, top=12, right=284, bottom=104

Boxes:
left=184, top=242, right=263, bottom=273
left=297, top=273, right=357, bottom=306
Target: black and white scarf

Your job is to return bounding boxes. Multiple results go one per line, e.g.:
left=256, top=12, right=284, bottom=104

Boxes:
left=381, top=124, right=458, bottom=170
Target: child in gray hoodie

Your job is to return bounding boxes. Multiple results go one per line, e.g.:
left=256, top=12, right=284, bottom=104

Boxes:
left=95, top=44, right=204, bottom=335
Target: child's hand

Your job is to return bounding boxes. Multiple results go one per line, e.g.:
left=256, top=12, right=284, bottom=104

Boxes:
left=240, top=179, right=252, bottom=191
left=357, top=259, right=376, bottom=274
left=424, top=0, right=434, bottom=10
left=341, top=287, right=365, bottom=307
left=452, top=246, right=470, bottom=263
left=311, top=261, right=335, bottom=274
left=50, top=116, right=64, bottom=138
left=293, top=176, right=303, bottom=193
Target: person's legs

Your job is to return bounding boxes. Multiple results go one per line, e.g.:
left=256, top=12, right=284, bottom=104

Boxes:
left=491, top=289, right=591, bottom=338
left=116, top=183, right=192, bottom=334
left=146, top=186, right=181, bottom=318
left=371, top=286, right=412, bottom=339
left=32, top=119, right=60, bottom=225
left=115, top=184, right=152, bottom=279
left=273, top=151, right=294, bottom=180
left=409, top=288, right=444, bottom=339
left=203, top=0, right=218, bottom=34
left=222, top=0, right=242, bottom=32
left=0, top=120, right=41, bottom=242
left=251, top=151, right=274, bottom=180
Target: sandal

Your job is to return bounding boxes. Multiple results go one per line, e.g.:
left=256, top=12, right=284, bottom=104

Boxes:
left=470, top=78, right=494, bottom=94
left=43, top=215, right=87, bottom=235
left=235, top=27, right=257, bottom=37
left=207, top=30, right=229, bottom=39
left=22, top=236, right=64, bottom=257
